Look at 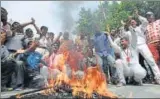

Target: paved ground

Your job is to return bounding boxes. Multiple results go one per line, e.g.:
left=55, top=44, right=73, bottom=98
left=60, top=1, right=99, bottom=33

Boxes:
left=1, top=84, right=160, bottom=98
left=108, top=84, right=160, bottom=98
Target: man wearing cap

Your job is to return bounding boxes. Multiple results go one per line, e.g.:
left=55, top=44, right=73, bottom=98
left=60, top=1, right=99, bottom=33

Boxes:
left=129, top=10, right=160, bottom=84
left=146, top=12, right=160, bottom=66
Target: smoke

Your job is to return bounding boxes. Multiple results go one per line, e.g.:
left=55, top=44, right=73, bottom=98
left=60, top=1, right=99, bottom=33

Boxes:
left=58, top=1, right=83, bottom=32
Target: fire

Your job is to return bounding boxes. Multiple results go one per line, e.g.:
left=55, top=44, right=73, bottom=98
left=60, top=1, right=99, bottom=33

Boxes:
left=71, top=66, right=117, bottom=98
left=16, top=94, right=22, bottom=99
left=41, top=43, right=117, bottom=98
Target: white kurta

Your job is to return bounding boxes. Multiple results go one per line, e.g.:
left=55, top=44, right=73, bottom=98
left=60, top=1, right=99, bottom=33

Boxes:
left=134, top=15, right=160, bottom=80
left=108, top=26, right=146, bottom=83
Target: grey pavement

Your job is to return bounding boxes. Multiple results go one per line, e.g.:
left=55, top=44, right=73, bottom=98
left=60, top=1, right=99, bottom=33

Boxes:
left=108, top=84, right=160, bottom=98
left=1, top=84, right=160, bottom=98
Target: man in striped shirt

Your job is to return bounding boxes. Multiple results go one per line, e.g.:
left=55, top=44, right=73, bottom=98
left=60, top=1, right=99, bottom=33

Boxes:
left=146, top=12, right=160, bottom=66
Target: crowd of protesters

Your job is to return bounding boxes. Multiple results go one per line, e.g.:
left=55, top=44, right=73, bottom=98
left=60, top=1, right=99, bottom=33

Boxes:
left=1, top=7, right=160, bottom=92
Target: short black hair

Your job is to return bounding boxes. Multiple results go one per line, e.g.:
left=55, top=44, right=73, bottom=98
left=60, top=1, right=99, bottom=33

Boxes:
left=40, top=26, right=48, bottom=30
left=28, top=40, right=33, bottom=45
left=48, top=32, right=54, bottom=36
left=1, top=7, right=8, bottom=16
left=26, top=28, right=33, bottom=33
left=50, top=32, right=54, bottom=35
left=12, top=22, right=20, bottom=27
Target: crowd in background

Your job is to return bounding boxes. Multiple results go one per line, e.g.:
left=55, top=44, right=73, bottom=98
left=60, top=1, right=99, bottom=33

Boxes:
left=1, top=7, right=160, bottom=92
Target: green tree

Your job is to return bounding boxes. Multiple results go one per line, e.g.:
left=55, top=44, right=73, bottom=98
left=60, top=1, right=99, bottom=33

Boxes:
left=76, top=7, right=95, bottom=36
left=76, top=1, right=160, bottom=36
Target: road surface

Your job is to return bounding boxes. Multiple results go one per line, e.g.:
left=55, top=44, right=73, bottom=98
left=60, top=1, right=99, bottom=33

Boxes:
left=1, top=84, right=160, bottom=98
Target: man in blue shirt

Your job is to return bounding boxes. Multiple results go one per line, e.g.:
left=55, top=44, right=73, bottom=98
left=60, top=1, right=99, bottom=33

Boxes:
left=93, top=25, right=115, bottom=83
left=17, top=40, right=48, bottom=89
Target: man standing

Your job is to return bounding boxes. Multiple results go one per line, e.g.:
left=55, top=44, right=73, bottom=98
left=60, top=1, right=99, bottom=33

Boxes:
left=145, top=12, right=160, bottom=67
left=93, top=25, right=115, bottom=83
left=130, top=10, right=160, bottom=84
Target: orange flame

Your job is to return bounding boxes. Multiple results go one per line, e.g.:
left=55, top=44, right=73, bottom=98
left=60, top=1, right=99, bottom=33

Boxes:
left=16, top=94, right=22, bottom=99
left=42, top=40, right=117, bottom=98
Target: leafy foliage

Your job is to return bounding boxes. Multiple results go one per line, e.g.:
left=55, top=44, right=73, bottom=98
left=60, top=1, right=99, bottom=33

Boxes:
left=76, top=1, right=160, bottom=36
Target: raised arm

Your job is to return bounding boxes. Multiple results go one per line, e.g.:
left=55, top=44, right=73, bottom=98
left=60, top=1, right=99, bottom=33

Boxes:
left=30, top=18, right=42, bottom=35
left=134, top=10, right=148, bottom=32
left=18, top=18, right=34, bottom=28
left=105, top=32, right=121, bottom=53
left=20, top=21, right=33, bottom=28
left=129, top=26, right=137, bottom=49
left=114, top=37, right=120, bottom=46
left=138, top=15, right=148, bottom=31
left=11, top=18, right=34, bottom=33
left=33, top=23, right=42, bottom=35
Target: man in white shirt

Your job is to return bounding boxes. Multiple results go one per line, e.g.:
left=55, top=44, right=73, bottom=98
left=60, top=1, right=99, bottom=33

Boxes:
left=130, top=10, right=160, bottom=84
left=5, top=19, right=35, bottom=53
left=107, top=25, right=146, bottom=86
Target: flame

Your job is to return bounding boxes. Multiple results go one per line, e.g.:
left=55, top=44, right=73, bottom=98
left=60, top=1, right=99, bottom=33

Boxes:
left=41, top=40, right=117, bottom=98
left=16, top=94, right=22, bottom=99
left=75, top=66, right=117, bottom=98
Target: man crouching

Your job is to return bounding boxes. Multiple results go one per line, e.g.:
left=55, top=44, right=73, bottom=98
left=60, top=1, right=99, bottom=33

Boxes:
left=106, top=24, right=146, bottom=87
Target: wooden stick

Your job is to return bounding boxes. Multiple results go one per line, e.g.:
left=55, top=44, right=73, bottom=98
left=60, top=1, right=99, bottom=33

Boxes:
left=10, top=86, right=54, bottom=99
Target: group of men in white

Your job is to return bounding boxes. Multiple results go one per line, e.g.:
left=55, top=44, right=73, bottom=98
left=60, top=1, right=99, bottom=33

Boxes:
left=107, top=10, right=160, bottom=86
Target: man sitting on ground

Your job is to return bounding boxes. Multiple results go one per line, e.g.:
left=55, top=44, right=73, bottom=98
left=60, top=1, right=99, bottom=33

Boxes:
left=17, top=40, right=48, bottom=88
left=1, top=30, right=25, bottom=91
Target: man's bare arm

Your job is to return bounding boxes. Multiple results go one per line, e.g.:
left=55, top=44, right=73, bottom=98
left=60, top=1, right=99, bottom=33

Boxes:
left=11, top=18, right=34, bottom=33
left=31, top=18, right=42, bottom=35
left=20, top=21, right=33, bottom=28
left=33, top=24, right=41, bottom=35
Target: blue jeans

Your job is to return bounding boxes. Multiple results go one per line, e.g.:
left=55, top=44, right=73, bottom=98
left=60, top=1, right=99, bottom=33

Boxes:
left=101, top=55, right=116, bottom=81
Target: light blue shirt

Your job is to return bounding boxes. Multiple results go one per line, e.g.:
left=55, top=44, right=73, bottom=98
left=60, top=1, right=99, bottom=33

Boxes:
left=5, top=34, right=24, bottom=51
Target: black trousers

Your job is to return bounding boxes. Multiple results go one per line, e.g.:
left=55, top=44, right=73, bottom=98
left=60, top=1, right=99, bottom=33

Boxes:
left=1, top=59, right=25, bottom=88
left=24, top=67, right=45, bottom=88
left=1, top=59, right=15, bottom=87
left=101, top=55, right=116, bottom=82
left=139, top=53, right=154, bottom=82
